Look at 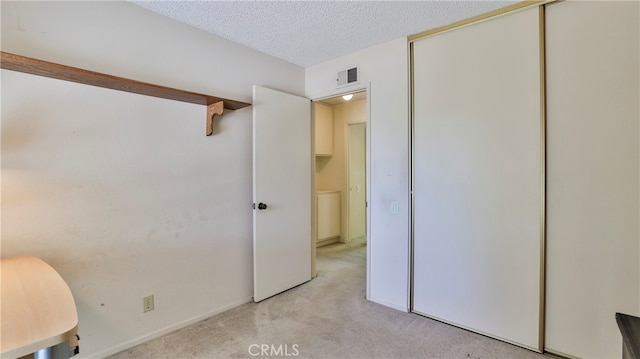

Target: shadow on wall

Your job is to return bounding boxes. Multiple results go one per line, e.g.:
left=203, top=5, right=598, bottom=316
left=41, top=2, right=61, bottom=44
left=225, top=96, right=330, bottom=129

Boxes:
left=2, top=108, right=39, bottom=152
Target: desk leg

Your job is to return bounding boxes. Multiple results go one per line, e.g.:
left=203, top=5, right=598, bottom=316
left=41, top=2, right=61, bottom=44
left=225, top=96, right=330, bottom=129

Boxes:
left=34, top=341, right=72, bottom=359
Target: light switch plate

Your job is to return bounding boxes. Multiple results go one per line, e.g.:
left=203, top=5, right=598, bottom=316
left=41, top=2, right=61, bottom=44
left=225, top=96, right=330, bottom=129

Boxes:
left=391, top=201, right=399, bottom=215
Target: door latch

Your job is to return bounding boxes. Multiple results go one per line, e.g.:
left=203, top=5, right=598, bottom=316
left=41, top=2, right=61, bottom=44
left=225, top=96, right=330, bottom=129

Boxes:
left=253, top=203, right=268, bottom=210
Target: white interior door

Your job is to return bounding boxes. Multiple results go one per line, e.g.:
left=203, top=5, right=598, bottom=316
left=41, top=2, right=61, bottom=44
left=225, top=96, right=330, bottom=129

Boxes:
left=253, top=85, right=312, bottom=302
left=412, top=7, right=542, bottom=350
left=348, top=123, right=367, bottom=241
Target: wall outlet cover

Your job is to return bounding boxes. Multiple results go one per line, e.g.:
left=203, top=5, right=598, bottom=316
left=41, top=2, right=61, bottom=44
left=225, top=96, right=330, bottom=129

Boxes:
left=143, top=294, right=154, bottom=313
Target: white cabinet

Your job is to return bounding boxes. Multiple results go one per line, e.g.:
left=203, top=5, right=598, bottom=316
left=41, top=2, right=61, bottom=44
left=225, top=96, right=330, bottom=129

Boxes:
left=314, top=103, right=333, bottom=156
left=317, top=191, right=340, bottom=242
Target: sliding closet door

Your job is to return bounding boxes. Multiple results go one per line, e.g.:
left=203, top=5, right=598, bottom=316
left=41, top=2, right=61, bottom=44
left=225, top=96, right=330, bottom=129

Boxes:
left=545, top=2, right=639, bottom=358
left=412, top=7, right=542, bottom=350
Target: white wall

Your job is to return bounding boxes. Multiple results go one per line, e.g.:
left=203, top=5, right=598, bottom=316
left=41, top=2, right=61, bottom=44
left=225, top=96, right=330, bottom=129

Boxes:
left=306, top=38, right=410, bottom=311
left=1, top=1, right=304, bottom=357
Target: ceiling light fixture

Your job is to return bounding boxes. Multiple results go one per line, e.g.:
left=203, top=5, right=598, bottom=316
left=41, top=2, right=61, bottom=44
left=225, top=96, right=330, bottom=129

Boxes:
left=342, top=94, right=353, bottom=101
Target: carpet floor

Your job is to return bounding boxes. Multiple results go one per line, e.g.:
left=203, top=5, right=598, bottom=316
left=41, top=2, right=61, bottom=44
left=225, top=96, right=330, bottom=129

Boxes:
left=109, top=239, right=547, bottom=358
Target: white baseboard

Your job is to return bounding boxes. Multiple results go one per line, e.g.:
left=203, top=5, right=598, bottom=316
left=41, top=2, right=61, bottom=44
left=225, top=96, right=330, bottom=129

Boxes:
left=88, top=296, right=253, bottom=358
left=368, top=296, right=409, bottom=313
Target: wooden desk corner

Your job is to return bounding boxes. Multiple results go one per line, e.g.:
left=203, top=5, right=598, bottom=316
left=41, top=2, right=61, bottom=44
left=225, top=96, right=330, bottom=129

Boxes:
left=1, top=256, right=79, bottom=359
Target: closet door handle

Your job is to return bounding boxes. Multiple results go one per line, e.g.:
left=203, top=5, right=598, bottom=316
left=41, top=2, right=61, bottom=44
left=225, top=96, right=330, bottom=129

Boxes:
left=258, top=202, right=268, bottom=210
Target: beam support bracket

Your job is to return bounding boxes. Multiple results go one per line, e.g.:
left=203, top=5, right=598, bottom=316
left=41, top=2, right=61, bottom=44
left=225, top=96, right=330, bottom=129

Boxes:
left=206, top=101, right=224, bottom=136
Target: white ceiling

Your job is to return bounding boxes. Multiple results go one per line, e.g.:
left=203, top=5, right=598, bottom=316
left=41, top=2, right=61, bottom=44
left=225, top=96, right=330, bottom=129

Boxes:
left=132, top=1, right=517, bottom=68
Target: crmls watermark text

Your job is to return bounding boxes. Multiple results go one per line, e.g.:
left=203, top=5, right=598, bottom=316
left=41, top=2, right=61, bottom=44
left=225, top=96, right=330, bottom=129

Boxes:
left=248, top=344, right=300, bottom=357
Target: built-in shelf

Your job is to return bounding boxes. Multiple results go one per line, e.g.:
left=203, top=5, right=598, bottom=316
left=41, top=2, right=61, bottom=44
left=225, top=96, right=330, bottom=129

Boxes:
left=0, top=51, right=251, bottom=135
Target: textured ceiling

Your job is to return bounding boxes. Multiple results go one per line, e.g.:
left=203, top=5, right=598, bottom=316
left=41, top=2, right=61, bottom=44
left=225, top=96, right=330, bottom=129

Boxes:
left=132, top=1, right=517, bottom=67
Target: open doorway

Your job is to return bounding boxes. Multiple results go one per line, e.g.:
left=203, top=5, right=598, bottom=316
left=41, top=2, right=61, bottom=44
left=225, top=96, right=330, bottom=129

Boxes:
left=312, top=90, right=367, bottom=273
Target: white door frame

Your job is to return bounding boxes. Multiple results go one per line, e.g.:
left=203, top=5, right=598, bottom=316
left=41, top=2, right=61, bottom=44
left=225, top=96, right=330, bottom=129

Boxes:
left=311, top=83, right=371, bottom=300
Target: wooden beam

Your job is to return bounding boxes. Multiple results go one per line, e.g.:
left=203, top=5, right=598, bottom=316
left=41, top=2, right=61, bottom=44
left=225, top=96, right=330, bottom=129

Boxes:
left=0, top=51, right=251, bottom=111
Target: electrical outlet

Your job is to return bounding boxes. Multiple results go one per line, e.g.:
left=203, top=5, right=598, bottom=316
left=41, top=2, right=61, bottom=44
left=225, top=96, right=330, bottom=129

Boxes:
left=143, top=295, right=154, bottom=313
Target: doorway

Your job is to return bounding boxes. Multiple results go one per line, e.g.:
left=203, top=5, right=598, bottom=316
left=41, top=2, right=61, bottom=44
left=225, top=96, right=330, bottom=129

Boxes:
left=312, top=90, right=368, bottom=272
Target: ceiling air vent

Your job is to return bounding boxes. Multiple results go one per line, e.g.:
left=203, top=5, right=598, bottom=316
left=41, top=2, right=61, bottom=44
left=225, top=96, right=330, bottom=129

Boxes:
left=336, top=66, right=358, bottom=88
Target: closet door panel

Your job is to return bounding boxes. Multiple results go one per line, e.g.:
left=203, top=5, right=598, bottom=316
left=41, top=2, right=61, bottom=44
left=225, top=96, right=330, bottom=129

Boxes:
left=412, top=8, right=541, bottom=350
left=413, top=9, right=541, bottom=349
left=545, top=1, right=640, bottom=358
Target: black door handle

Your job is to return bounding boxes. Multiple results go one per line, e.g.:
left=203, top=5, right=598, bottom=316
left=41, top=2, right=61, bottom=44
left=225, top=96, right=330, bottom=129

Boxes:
left=258, top=202, right=268, bottom=210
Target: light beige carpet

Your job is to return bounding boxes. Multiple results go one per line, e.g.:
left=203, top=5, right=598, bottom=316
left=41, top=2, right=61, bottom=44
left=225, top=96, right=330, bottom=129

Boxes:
left=109, top=239, right=546, bottom=358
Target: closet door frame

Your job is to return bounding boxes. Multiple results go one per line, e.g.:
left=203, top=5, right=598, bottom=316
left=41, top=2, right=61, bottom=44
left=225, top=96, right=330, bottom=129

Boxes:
left=409, top=1, right=550, bottom=352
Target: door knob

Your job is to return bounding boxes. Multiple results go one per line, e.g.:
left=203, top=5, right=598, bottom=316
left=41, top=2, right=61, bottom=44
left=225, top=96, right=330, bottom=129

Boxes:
left=258, top=202, right=268, bottom=210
